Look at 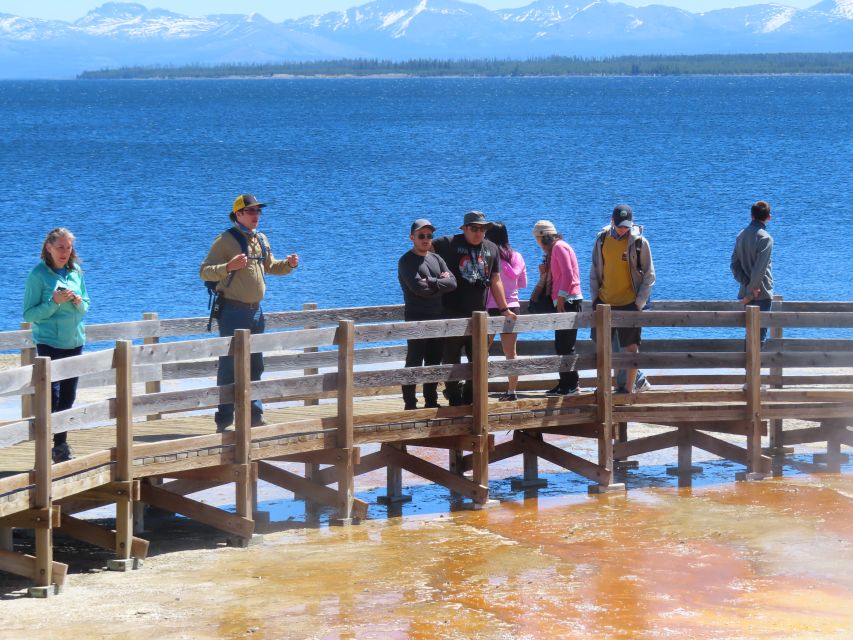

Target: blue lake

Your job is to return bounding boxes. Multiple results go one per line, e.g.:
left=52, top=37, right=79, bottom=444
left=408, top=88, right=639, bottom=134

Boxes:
left=1, top=76, right=851, bottom=339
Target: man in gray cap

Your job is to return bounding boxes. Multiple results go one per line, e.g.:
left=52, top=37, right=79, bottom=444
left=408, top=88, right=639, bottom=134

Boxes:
left=432, top=210, right=518, bottom=406
left=590, top=204, right=655, bottom=394
left=398, top=219, right=457, bottom=410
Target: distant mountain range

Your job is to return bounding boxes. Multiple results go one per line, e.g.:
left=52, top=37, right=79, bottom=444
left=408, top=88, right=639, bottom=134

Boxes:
left=1, top=0, right=852, bottom=78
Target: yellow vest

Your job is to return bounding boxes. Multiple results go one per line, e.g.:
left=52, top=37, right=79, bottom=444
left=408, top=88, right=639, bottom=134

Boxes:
left=598, top=234, right=635, bottom=306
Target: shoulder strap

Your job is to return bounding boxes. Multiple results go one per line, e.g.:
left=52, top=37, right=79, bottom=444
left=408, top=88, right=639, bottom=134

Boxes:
left=225, top=227, right=249, bottom=255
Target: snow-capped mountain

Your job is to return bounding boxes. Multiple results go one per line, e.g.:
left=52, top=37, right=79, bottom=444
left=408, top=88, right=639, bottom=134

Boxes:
left=0, top=0, right=851, bottom=78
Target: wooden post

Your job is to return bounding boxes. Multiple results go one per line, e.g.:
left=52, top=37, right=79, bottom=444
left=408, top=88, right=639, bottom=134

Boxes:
left=743, top=306, right=766, bottom=480
left=32, top=356, right=53, bottom=592
left=590, top=305, right=621, bottom=493
left=303, top=303, right=319, bottom=407
left=20, top=322, right=34, bottom=419
left=110, top=340, right=135, bottom=567
left=143, top=312, right=161, bottom=421
left=511, top=431, right=548, bottom=489
left=296, top=303, right=321, bottom=502
left=233, top=329, right=254, bottom=534
left=767, top=295, right=790, bottom=454
left=470, top=311, right=491, bottom=506
left=333, top=320, right=356, bottom=525
left=377, top=444, right=412, bottom=505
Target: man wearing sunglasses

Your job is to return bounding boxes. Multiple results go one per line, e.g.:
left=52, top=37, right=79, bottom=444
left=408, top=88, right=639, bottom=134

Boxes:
left=432, top=210, right=518, bottom=406
left=200, top=194, right=299, bottom=432
left=398, top=219, right=457, bottom=410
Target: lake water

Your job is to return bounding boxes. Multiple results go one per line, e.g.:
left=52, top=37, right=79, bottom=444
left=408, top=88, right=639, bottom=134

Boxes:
left=1, top=76, right=851, bottom=336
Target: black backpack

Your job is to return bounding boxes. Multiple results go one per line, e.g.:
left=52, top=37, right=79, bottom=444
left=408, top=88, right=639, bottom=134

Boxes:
left=205, top=227, right=268, bottom=330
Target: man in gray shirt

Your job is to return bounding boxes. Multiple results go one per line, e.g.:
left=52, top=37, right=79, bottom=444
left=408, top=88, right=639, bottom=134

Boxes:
left=731, top=200, right=774, bottom=343
left=398, top=219, right=457, bottom=409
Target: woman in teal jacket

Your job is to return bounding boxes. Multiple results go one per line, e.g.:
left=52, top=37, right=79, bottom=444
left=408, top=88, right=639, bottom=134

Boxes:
left=23, top=228, right=90, bottom=463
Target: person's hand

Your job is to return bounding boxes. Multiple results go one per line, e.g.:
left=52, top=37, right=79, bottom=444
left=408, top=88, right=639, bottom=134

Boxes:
left=71, top=294, right=82, bottom=307
left=752, top=288, right=761, bottom=299
left=556, top=296, right=566, bottom=313
left=501, top=308, right=518, bottom=320
left=440, top=271, right=451, bottom=278
left=740, top=296, right=752, bottom=304
left=52, top=289, right=73, bottom=304
left=226, top=253, right=248, bottom=272
left=287, top=254, right=299, bottom=268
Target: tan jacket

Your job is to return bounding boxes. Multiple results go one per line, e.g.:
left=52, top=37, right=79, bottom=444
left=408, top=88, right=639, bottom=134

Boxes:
left=199, top=227, right=294, bottom=304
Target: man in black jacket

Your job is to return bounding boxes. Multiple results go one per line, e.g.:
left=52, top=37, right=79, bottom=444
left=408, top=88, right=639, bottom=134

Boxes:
left=432, top=210, right=517, bottom=406
left=398, top=219, right=457, bottom=409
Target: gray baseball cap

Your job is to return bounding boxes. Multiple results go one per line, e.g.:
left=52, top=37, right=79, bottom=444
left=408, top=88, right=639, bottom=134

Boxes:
left=410, top=218, right=435, bottom=233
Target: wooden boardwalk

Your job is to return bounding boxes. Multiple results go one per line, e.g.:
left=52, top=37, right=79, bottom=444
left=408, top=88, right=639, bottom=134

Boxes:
left=0, top=300, right=851, bottom=596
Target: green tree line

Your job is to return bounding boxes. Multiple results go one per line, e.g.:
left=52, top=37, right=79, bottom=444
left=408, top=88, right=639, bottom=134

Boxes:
left=78, top=53, right=853, bottom=79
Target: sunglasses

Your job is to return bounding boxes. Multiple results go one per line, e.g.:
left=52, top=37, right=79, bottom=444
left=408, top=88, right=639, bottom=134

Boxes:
left=467, top=225, right=486, bottom=232
left=241, top=207, right=262, bottom=214
left=416, top=233, right=433, bottom=240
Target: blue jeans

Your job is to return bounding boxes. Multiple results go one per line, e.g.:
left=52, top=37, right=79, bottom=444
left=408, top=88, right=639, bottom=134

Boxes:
left=36, top=343, right=83, bottom=447
left=216, top=303, right=265, bottom=427
left=745, top=298, right=772, bottom=346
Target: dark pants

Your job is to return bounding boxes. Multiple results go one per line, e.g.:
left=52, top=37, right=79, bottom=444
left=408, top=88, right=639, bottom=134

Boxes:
left=403, top=337, right=445, bottom=407
left=746, top=298, right=773, bottom=345
left=555, top=300, right=581, bottom=390
left=216, top=303, right=265, bottom=427
left=36, top=343, right=83, bottom=447
left=442, top=334, right=474, bottom=405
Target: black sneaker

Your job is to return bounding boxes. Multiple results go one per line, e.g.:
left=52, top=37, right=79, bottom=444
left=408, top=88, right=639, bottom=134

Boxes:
left=251, top=416, right=267, bottom=427
left=546, top=385, right=579, bottom=396
left=404, top=403, right=418, bottom=411
left=51, top=442, right=73, bottom=464
left=215, top=421, right=232, bottom=433
left=498, top=392, right=518, bottom=402
left=424, top=401, right=441, bottom=409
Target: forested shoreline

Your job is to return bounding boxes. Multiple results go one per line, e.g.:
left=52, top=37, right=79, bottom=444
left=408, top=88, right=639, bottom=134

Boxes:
left=78, top=52, right=853, bottom=79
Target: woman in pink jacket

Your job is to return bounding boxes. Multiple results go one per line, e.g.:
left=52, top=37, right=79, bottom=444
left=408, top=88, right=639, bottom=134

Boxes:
left=486, top=223, right=527, bottom=401
left=531, top=220, right=583, bottom=395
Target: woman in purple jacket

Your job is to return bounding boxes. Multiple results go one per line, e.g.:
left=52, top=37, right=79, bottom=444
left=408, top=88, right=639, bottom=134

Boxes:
left=531, top=220, right=583, bottom=396
left=486, top=223, right=527, bottom=401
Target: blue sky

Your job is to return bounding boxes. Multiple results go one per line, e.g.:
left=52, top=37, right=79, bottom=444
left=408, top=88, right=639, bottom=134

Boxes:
left=2, top=0, right=821, bottom=22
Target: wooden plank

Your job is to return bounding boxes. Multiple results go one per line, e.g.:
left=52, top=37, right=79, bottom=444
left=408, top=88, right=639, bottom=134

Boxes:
left=250, top=327, right=339, bottom=353
left=488, top=354, right=596, bottom=378
left=256, top=461, right=368, bottom=520
left=132, top=336, right=233, bottom=367
left=51, top=398, right=115, bottom=434
left=778, top=426, right=829, bottom=445
left=761, top=352, right=853, bottom=368
left=611, top=352, right=745, bottom=369
left=312, top=449, right=390, bottom=486
left=86, top=319, right=161, bottom=342
left=613, top=430, right=679, bottom=459
left=0, top=548, right=67, bottom=585
left=136, top=451, right=234, bottom=478
left=516, top=431, right=606, bottom=484
left=611, top=310, right=745, bottom=328
left=0, top=507, right=59, bottom=529
left=131, top=383, right=232, bottom=417
left=335, top=320, right=356, bottom=522
left=50, top=349, right=115, bottom=384
left=763, top=311, right=853, bottom=328
left=143, top=312, right=163, bottom=421
left=691, top=430, right=749, bottom=466
left=0, top=328, right=34, bottom=350
left=272, top=448, right=359, bottom=467
left=75, top=481, right=139, bottom=502
left=0, top=419, right=33, bottom=450
left=52, top=469, right=113, bottom=502
left=140, top=484, right=254, bottom=538
left=151, top=464, right=257, bottom=485
left=0, top=365, right=34, bottom=397
left=471, top=311, right=490, bottom=500
left=352, top=363, right=471, bottom=389
left=595, top=305, right=613, bottom=483
left=355, top=317, right=471, bottom=343
left=59, top=514, right=149, bottom=560
left=302, top=302, right=320, bottom=408
left=380, top=443, right=488, bottom=502
left=32, top=356, right=52, bottom=587
left=114, top=340, right=134, bottom=559
left=760, top=405, right=853, bottom=420
left=233, top=330, right=253, bottom=522
left=265, top=304, right=406, bottom=330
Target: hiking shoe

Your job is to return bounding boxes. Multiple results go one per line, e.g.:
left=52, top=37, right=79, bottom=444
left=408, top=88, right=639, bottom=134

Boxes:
left=546, top=385, right=579, bottom=396
left=215, top=421, right=232, bottom=433
left=404, top=403, right=418, bottom=411
left=424, top=401, right=441, bottom=409
left=251, top=416, right=267, bottom=427
left=498, top=392, right=518, bottom=402
left=633, top=378, right=652, bottom=393
left=614, top=386, right=631, bottom=395
left=51, top=442, right=73, bottom=464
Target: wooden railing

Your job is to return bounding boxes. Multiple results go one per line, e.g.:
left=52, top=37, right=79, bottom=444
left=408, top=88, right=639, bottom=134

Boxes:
left=0, top=300, right=851, bottom=595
